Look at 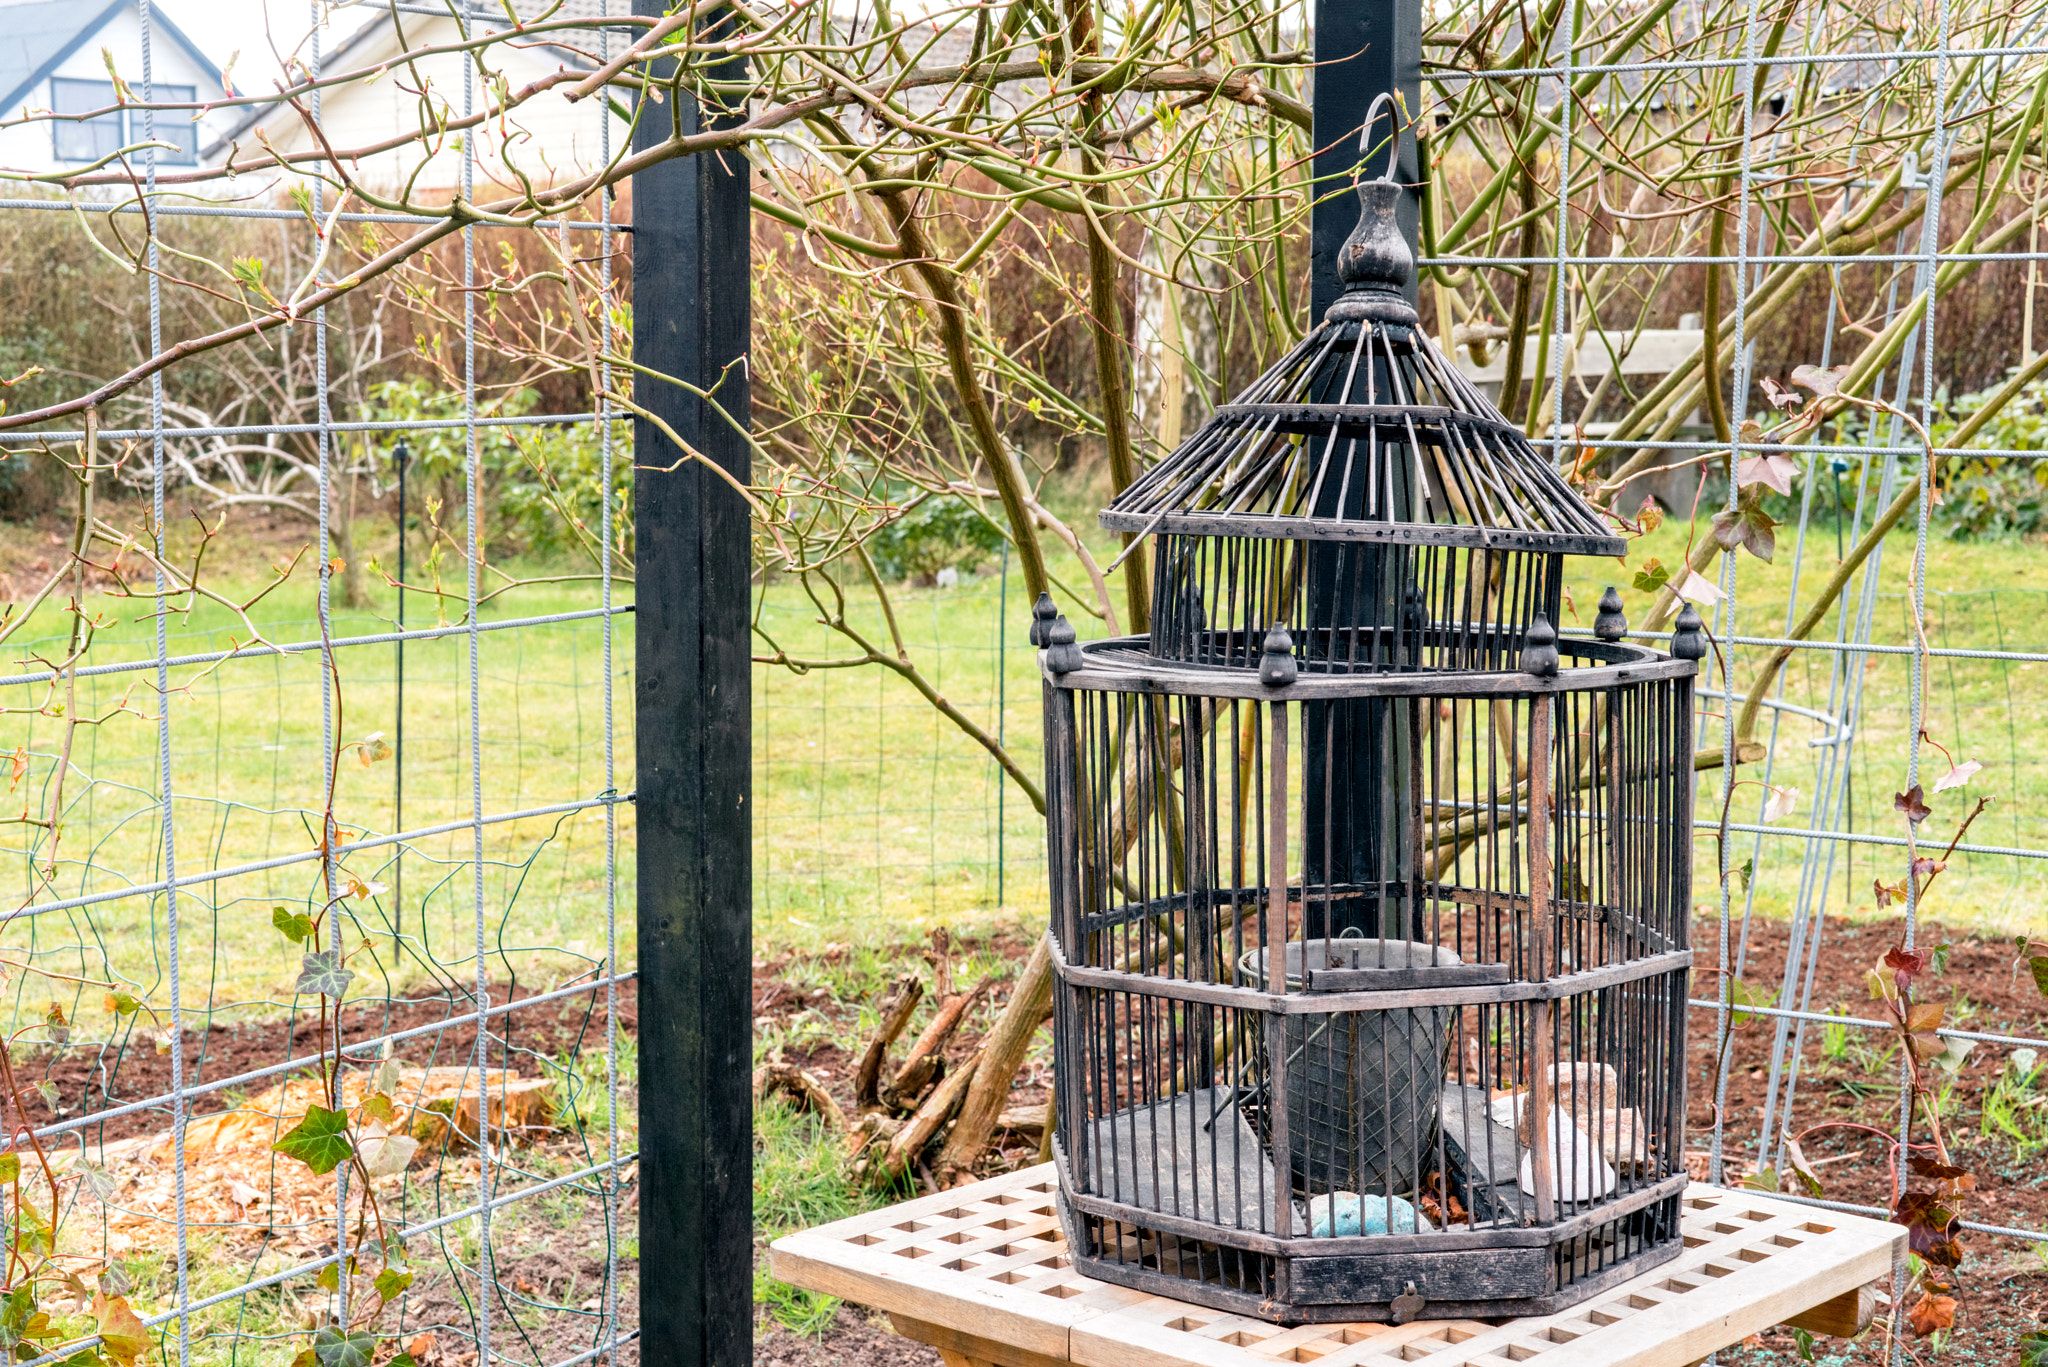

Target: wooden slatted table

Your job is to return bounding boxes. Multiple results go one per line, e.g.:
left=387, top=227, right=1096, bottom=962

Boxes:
left=769, top=1164, right=1903, bottom=1367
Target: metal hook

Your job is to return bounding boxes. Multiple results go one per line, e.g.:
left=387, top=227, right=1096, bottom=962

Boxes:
left=1357, top=90, right=1405, bottom=184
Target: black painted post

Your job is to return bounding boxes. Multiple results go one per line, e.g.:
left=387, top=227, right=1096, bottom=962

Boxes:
left=1305, top=0, right=1423, bottom=932
left=1310, top=0, right=1422, bottom=321
left=633, top=2, right=753, bottom=1362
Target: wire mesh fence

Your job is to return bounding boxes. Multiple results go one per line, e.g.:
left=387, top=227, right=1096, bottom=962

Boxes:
left=0, top=3, right=635, bottom=1365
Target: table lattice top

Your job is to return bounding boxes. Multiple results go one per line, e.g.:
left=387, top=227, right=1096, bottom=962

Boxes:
left=769, top=1164, right=1903, bottom=1367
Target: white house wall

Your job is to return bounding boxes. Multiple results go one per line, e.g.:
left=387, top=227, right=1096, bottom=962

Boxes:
left=0, top=6, right=229, bottom=181
left=220, top=18, right=626, bottom=198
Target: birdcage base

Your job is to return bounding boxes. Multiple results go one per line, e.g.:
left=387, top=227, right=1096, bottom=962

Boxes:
left=1054, top=1143, right=1688, bottom=1325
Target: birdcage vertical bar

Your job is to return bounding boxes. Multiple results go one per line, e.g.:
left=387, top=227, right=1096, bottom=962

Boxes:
left=633, top=0, right=754, bottom=1359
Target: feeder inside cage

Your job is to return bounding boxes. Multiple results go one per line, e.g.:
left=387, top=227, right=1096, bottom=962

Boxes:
left=1038, top=98, right=1700, bottom=1327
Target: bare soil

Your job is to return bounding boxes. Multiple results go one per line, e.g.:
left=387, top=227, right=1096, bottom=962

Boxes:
left=22, top=976, right=634, bottom=1143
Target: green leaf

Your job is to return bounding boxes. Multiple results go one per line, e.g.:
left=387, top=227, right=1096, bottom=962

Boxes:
left=315, top=1264, right=339, bottom=1293
left=102, top=992, right=141, bottom=1018
left=1741, top=1167, right=1780, bottom=1193
left=295, top=951, right=354, bottom=1000
left=1793, top=1327, right=1816, bottom=1363
left=373, top=1268, right=413, bottom=1301
left=273, top=907, right=314, bottom=944
left=1727, top=976, right=1766, bottom=1026
left=311, top=1327, right=375, bottom=1367
left=272, top=1105, right=354, bottom=1175
left=77, top=1162, right=114, bottom=1202
left=1784, top=1137, right=1825, bottom=1197
left=1734, top=858, right=1753, bottom=893
left=1631, top=558, right=1670, bottom=594
left=30, top=1081, right=56, bottom=1110
left=389, top=1356, right=418, bottom=1367
left=96, top=1265, right=130, bottom=1298
left=2020, top=1329, right=2048, bottom=1367
left=0, top=1154, right=21, bottom=1183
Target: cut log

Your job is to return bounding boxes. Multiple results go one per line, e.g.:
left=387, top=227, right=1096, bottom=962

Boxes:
left=854, top=973, right=923, bottom=1109
left=755, top=1062, right=848, bottom=1131
left=874, top=1056, right=979, bottom=1184
left=935, top=933, right=1052, bottom=1181
left=1784, top=1283, right=1878, bottom=1337
left=883, top=980, right=989, bottom=1110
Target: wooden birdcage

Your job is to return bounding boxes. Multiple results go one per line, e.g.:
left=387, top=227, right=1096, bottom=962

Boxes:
left=1036, top=114, right=1703, bottom=1326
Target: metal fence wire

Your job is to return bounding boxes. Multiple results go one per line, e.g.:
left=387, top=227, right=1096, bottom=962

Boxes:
left=0, top=3, right=634, bottom=1365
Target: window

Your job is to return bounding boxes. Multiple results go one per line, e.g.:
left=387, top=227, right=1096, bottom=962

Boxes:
left=51, top=79, right=121, bottom=163
left=50, top=78, right=198, bottom=165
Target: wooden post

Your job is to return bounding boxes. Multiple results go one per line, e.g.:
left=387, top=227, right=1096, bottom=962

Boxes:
left=633, top=2, right=753, bottom=1361
left=1310, top=0, right=1422, bottom=322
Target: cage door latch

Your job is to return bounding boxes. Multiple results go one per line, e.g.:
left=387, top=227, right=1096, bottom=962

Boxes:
left=1391, top=1281, right=1426, bottom=1325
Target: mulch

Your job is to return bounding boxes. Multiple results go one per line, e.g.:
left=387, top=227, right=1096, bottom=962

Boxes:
left=15, top=976, right=637, bottom=1145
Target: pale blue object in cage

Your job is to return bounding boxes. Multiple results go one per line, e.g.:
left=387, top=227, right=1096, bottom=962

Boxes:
left=1305, top=1191, right=1433, bottom=1238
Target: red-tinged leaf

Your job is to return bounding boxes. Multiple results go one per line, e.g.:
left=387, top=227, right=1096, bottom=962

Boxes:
left=1874, top=878, right=1901, bottom=909
left=1908, top=1157, right=1970, bottom=1182
left=1637, top=498, right=1664, bottom=535
left=1893, top=1191, right=1964, bottom=1264
left=1933, top=760, right=1982, bottom=793
left=1912, top=856, right=1948, bottom=877
left=1907, top=1293, right=1958, bottom=1336
left=1885, top=945, right=1927, bottom=992
left=1907, top=1001, right=1945, bottom=1033
left=1760, top=375, right=1803, bottom=412
left=1894, top=786, right=1932, bottom=825
left=1737, top=451, right=1799, bottom=497
left=1908, top=1031, right=1946, bottom=1061
left=1791, top=362, right=1851, bottom=395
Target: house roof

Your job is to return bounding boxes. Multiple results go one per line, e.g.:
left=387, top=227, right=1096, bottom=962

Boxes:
left=0, top=0, right=221, bottom=114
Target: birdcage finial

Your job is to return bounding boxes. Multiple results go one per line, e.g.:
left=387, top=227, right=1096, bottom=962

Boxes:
left=1671, top=603, right=1708, bottom=660
left=1594, top=587, right=1628, bottom=642
left=1327, top=92, right=1417, bottom=326
left=1521, top=611, right=1560, bottom=676
left=1258, top=622, right=1298, bottom=687
left=1044, top=614, right=1083, bottom=673
left=1029, top=591, right=1058, bottom=646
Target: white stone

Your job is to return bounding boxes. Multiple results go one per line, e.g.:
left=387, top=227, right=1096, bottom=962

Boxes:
left=1516, top=1106, right=1618, bottom=1203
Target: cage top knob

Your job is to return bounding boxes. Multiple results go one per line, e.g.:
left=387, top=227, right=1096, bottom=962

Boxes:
left=1044, top=614, right=1084, bottom=674
left=1671, top=603, right=1708, bottom=661
left=1258, top=622, right=1298, bottom=688
left=1326, top=93, right=1418, bottom=327
left=1594, top=586, right=1628, bottom=642
left=1028, top=591, right=1058, bottom=647
left=1520, top=611, right=1560, bottom=677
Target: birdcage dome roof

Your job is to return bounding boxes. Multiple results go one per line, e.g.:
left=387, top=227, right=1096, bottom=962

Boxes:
left=1103, top=182, right=1625, bottom=558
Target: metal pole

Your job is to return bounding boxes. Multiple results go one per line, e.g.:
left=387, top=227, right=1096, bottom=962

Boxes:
left=394, top=436, right=409, bottom=957
left=633, top=1, right=753, bottom=1363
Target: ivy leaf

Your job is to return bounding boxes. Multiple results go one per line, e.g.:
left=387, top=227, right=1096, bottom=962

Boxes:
left=273, top=906, right=314, bottom=944
left=359, top=1092, right=397, bottom=1125
left=1873, top=878, right=1908, bottom=910
left=295, top=951, right=354, bottom=1001
left=1894, top=785, right=1932, bottom=825
left=1676, top=567, right=1726, bottom=606
left=1791, top=362, right=1851, bottom=396
left=1792, top=1327, right=1816, bottom=1363
left=353, top=732, right=394, bottom=767
left=1908, top=1155, right=1978, bottom=1196
left=356, top=1125, right=419, bottom=1178
left=1784, top=1136, right=1825, bottom=1197
left=0, top=1154, right=20, bottom=1184
left=1636, top=498, right=1664, bottom=535
left=1740, top=1166, right=1780, bottom=1193
left=373, top=1268, right=414, bottom=1301
left=44, top=1002, right=68, bottom=1045
left=374, top=1058, right=403, bottom=1095
left=91, top=1294, right=149, bottom=1367
left=0, top=1284, right=51, bottom=1351
left=2019, top=1329, right=2048, bottom=1367
left=32, top=1080, right=58, bottom=1110
left=272, top=1105, right=354, bottom=1175
left=1736, top=450, right=1799, bottom=498
left=311, top=1327, right=376, bottom=1367
left=77, top=1162, right=114, bottom=1203
left=1760, top=375, right=1803, bottom=413
left=1907, top=1001, right=1945, bottom=1034
left=1893, top=1191, right=1965, bottom=1266
left=1933, top=759, right=1982, bottom=793
left=1733, top=857, right=1754, bottom=892
left=1885, top=945, right=1929, bottom=993
left=102, top=992, right=141, bottom=1018
left=1762, top=786, right=1798, bottom=823
left=1711, top=502, right=1778, bottom=561
left=1631, top=558, right=1670, bottom=594
left=96, top=1265, right=131, bottom=1298
left=1907, top=1292, right=1958, bottom=1337
left=315, top=1264, right=339, bottom=1293
left=1727, top=976, right=1766, bottom=1026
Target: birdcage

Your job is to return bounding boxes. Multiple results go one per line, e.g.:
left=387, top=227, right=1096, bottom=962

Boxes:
left=1037, top=105, right=1702, bottom=1325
